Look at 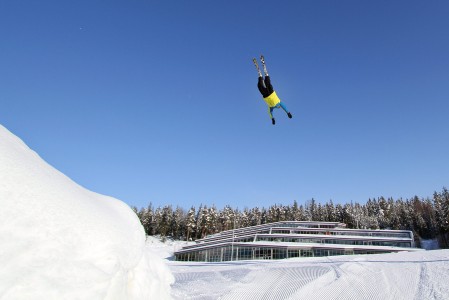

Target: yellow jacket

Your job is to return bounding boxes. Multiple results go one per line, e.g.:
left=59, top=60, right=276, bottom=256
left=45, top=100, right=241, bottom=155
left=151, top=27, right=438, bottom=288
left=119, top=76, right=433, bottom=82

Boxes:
left=263, top=91, right=281, bottom=107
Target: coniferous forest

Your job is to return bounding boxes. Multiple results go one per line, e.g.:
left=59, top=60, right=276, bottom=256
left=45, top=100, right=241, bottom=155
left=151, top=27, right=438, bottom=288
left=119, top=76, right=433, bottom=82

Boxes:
left=132, top=187, right=449, bottom=248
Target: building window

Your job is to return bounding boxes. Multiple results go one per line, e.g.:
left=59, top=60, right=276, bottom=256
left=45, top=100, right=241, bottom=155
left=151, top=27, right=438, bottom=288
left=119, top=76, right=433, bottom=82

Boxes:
left=238, top=247, right=253, bottom=260
left=288, top=249, right=300, bottom=258
left=300, top=249, right=314, bottom=257
left=254, top=247, right=272, bottom=260
left=273, top=248, right=287, bottom=259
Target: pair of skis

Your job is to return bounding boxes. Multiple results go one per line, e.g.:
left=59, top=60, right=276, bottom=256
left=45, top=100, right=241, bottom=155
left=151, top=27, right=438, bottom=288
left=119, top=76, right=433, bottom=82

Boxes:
left=253, top=55, right=268, bottom=77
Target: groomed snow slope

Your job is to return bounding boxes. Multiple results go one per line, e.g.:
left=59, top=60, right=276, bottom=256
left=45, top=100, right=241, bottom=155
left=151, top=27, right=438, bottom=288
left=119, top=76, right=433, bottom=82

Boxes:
left=0, top=125, right=173, bottom=300
left=169, top=248, right=449, bottom=300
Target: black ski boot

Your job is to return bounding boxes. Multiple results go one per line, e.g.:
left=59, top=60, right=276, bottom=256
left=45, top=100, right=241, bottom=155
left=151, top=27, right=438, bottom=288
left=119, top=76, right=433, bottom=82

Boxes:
left=288, top=112, right=292, bottom=119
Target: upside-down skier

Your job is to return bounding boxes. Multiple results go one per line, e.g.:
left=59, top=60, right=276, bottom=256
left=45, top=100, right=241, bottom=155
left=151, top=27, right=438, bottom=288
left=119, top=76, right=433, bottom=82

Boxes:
left=254, top=55, right=292, bottom=125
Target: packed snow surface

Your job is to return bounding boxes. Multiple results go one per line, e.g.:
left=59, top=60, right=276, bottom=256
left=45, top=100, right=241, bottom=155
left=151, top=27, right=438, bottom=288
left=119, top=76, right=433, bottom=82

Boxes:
left=0, top=125, right=174, bottom=300
left=3, top=122, right=449, bottom=300
left=168, top=249, right=449, bottom=300
left=144, top=237, right=449, bottom=300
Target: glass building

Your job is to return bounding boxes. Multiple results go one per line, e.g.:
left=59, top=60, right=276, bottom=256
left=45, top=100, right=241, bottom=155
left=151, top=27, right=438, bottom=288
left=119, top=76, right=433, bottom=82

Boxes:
left=174, top=221, right=423, bottom=262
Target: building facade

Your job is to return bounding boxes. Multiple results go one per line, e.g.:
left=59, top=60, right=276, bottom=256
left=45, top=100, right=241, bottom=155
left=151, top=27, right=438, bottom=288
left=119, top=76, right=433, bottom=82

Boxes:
left=174, top=221, right=423, bottom=262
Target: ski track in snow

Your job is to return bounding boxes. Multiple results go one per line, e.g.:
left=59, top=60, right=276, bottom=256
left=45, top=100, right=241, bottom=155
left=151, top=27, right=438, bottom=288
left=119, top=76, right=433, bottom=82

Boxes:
left=415, top=251, right=449, bottom=300
left=169, top=250, right=449, bottom=300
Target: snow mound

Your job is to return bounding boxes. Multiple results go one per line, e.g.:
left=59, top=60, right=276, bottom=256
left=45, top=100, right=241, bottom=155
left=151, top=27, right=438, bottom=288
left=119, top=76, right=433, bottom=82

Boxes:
left=0, top=125, right=174, bottom=299
left=146, top=236, right=195, bottom=260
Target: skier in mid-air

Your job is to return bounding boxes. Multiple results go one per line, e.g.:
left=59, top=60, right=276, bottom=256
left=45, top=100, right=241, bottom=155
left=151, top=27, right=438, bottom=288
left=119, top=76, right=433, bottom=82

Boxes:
left=254, top=55, right=292, bottom=125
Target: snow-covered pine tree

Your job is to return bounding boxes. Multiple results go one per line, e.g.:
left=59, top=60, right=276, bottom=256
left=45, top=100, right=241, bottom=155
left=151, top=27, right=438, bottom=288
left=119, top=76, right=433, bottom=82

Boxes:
left=232, top=208, right=240, bottom=229
left=291, top=200, right=300, bottom=221
left=304, top=199, right=316, bottom=221
left=249, top=207, right=262, bottom=226
left=434, top=188, right=449, bottom=247
left=156, top=205, right=172, bottom=237
left=377, top=197, right=389, bottom=229
left=316, top=203, right=325, bottom=222
left=351, top=202, right=363, bottom=229
left=410, top=196, right=427, bottom=238
left=196, top=205, right=210, bottom=239
left=335, top=203, right=344, bottom=224
left=441, top=188, right=449, bottom=233
left=141, top=203, right=156, bottom=235
left=342, top=203, right=355, bottom=228
left=240, top=208, right=251, bottom=228
left=220, top=205, right=234, bottom=232
left=207, top=205, right=218, bottom=236
left=185, top=206, right=196, bottom=241
left=422, top=197, right=437, bottom=238
left=261, top=207, right=268, bottom=225
left=324, top=200, right=336, bottom=222
left=169, top=206, right=185, bottom=239
left=266, top=204, right=280, bottom=223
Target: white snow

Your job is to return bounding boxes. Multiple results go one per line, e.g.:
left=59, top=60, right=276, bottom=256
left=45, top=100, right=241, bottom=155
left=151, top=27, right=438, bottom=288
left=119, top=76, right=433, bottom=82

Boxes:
left=3, top=123, right=449, bottom=300
left=146, top=236, right=194, bottom=261
left=168, top=249, right=449, bottom=300
left=0, top=125, right=174, bottom=300
left=143, top=236, right=449, bottom=299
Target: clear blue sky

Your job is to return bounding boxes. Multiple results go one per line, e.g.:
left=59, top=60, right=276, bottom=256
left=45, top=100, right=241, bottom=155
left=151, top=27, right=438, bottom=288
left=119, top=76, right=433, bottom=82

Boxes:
left=2, top=1, right=448, bottom=210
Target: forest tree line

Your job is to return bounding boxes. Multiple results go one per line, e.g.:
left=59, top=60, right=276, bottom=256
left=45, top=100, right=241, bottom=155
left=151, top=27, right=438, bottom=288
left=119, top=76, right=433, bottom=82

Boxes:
left=132, top=187, right=449, bottom=248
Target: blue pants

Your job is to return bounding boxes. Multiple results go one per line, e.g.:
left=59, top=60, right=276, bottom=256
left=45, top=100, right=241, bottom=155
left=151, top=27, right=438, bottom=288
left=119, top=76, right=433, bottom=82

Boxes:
left=269, top=102, right=289, bottom=119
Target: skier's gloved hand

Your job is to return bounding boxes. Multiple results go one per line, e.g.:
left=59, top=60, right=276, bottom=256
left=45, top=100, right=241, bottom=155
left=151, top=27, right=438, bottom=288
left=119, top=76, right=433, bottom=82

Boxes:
left=272, top=118, right=275, bottom=125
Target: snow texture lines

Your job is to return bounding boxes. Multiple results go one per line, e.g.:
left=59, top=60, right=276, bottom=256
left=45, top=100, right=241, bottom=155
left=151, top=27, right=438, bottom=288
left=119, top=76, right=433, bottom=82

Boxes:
left=415, top=255, right=449, bottom=300
left=169, top=250, right=449, bottom=300
left=223, top=266, right=332, bottom=300
left=171, top=265, right=253, bottom=300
